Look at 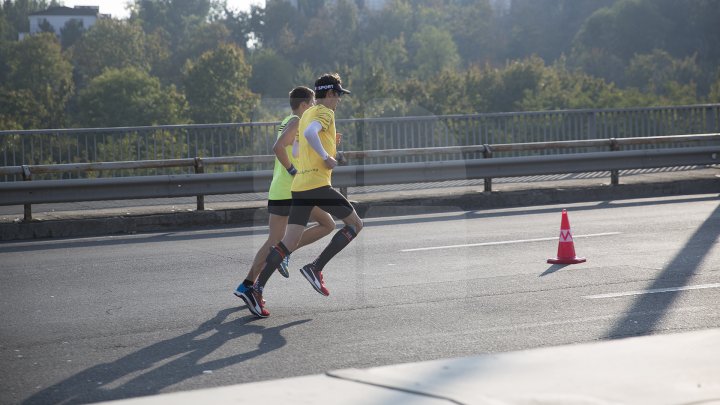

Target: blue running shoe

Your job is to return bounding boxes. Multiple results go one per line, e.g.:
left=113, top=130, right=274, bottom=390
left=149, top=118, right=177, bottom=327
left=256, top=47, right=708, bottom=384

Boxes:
left=234, top=283, right=269, bottom=317
left=278, top=254, right=290, bottom=278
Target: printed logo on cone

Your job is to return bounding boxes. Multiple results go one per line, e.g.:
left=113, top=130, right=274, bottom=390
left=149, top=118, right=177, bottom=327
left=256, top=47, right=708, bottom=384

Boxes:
left=559, top=230, right=573, bottom=242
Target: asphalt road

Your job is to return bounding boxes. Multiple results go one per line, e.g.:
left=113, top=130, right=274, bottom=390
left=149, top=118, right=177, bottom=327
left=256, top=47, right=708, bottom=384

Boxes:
left=1, top=194, right=719, bottom=404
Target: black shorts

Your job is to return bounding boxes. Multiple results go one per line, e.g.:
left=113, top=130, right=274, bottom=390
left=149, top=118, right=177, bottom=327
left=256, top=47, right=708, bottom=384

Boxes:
left=288, top=186, right=354, bottom=226
left=267, top=199, right=292, bottom=216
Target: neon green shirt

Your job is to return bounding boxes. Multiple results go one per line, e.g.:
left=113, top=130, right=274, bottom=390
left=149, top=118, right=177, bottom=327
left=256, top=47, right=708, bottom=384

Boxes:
left=268, top=114, right=298, bottom=201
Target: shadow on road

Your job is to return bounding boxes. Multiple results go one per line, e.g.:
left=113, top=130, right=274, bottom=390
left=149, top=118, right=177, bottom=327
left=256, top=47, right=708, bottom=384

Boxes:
left=539, top=264, right=566, bottom=277
left=22, top=307, right=310, bottom=405
left=604, top=203, right=720, bottom=339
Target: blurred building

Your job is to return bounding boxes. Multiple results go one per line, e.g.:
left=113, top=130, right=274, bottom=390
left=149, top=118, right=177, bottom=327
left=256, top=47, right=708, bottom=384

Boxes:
left=20, top=6, right=106, bottom=40
left=275, top=0, right=389, bottom=11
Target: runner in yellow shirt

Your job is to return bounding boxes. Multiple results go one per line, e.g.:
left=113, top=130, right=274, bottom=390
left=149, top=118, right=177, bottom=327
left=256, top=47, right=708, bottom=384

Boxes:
left=254, top=73, right=363, bottom=308
left=234, top=86, right=334, bottom=318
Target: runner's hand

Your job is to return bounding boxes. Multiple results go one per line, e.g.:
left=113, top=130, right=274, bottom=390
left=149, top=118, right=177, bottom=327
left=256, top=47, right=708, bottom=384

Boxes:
left=324, top=156, right=337, bottom=169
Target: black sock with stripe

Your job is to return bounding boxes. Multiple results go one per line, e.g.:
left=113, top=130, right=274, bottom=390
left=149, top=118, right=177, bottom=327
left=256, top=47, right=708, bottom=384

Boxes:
left=312, top=226, right=357, bottom=271
left=256, top=242, right=290, bottom=289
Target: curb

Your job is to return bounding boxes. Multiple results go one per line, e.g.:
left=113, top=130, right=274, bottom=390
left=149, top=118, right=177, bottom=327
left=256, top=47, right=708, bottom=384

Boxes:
left=1, top=177, right=718, bottom=241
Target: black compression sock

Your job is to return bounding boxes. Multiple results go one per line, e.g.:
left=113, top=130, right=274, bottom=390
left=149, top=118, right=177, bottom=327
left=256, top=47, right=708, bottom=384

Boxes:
left=256, top=242, right=291, bottom=288
left=313, top=226, right=357, bottom=271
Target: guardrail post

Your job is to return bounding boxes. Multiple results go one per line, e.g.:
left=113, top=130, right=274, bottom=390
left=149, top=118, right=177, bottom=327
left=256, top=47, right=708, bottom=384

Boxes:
left=194, top=157, right=205, bottom=210
left=21, top=165, right=32, bottom=221
left=707, top=105, right=717, bottom=132
left=337, top=151, right=348, bottom=198
left=482, top=144, right=493, bottom=192
left=610, top=138, right=620, bottom=186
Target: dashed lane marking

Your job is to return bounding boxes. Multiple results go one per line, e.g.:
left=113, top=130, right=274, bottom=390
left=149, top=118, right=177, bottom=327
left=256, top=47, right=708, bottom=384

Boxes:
left=583, top=283, right=720, bottom=299
left=400, top=232, right=621, bottom=252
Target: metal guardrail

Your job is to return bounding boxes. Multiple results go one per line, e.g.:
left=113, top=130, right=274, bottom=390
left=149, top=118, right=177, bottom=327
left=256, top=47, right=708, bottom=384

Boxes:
left=2, top=104, right=719, bottom=181
left=1, top=134, right=719, bottom=222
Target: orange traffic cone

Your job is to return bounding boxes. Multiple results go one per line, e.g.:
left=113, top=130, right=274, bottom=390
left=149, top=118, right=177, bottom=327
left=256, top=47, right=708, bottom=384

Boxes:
left=547, top=209, right=586, bottom=264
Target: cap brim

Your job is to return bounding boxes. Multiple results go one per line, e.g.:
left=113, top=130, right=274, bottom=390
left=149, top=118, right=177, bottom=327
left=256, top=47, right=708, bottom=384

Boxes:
left=339, top=88, right=351, bottom=95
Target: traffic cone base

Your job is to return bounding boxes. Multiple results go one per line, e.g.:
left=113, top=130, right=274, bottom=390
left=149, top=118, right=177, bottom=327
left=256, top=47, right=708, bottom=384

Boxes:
left=547, top=209, right=586, bottom=265
left=547, top=256, right=586, bottom=264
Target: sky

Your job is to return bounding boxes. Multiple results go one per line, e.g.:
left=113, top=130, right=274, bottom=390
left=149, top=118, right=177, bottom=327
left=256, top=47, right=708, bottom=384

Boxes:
left=61, top=0, right=265, bottom=19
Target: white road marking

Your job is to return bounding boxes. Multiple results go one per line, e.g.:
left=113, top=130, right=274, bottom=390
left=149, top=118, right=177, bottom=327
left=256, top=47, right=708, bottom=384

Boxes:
left=400, top=232, right=621, bottom=252
left=583, top=283, right=720, bottom=299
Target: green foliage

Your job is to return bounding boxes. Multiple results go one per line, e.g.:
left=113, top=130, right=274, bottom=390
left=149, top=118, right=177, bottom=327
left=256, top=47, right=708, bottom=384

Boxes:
left=76, top=66, right=188, bottom=127
left=70, top=19, right=153, bottom=88
left=410, top=26, right=460, bottom=80
left=1, top=32, right=72, bottom=128
left=248, top=48, right=295, bottom=98
left=709, top=71, right=720, bottom=103
left=183, top=43, right=258, bottom=123
left=625, top=50, right=702, bottom=95
left=1, top=0, right=719, bottom=131
left=37, top=17, right=52, bottom=33
left=59, top=18, right=84, bottom=49
left=0, top=88, right=47, bottom=129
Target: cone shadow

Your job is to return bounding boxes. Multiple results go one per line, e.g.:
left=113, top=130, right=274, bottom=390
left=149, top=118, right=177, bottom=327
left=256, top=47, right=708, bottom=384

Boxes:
left=540, top=264, right=566, bottom=277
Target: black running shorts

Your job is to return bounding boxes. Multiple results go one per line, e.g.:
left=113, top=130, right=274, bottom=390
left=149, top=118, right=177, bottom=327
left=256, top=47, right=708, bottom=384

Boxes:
left=288, top=186, right=354, bottom=226
left=267, top=199, right=292, bottom=216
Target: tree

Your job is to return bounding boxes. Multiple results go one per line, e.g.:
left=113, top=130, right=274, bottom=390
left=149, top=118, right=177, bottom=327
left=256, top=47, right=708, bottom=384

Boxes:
left=76, top=67, right=187, bottom=127
left=364, top=0, right=412, bottom=44
left=183, top=43, right=258, bottom=123
left=0, top=88, right=47, bottom=129
left=444, top=0, right=495, bottom=65
left=37, top=17, right=53, bottom=33
left=574, top=1, right=669, bottom=63
left=248, top=48, right=295, bottom=98
left=625, top=50, right=702, bottom=96
left=132, top=0, right=215, bottom=51
left=251, top=0, right=296, bottom=50
left=220, top=4, right=253, bottom=51
left=519, top=63, right=631, bottom=111
left=160, top=21, right=231, bottom=85
left=1, top=32, right=73, bottom=128
left=130, top=0, right=230, bottom=84
left=294, top=1, right=360, bottom=70
left=410, top=26, right=460, bottom=80
left=59, top=18, right=84, bottom=49
left=708, top=70, right=720, bottom=103
left=504, top=0, right=613, bottom=62
left=70, top=19, right=153, bottom=88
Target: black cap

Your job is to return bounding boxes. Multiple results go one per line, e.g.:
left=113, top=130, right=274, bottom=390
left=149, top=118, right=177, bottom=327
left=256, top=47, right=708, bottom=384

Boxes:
left=314, top=74, right=351, bottom=95
left=315, top=83, right=351, bottom=95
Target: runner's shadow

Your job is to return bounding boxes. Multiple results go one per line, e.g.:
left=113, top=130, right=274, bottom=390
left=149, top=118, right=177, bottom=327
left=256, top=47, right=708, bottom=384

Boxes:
left=23, top=307, right=310, bottom=405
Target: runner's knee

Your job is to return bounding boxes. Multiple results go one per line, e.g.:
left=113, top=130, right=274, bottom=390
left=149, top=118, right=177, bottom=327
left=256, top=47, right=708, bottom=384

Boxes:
left=346, top=217, right=363, bottom=234
left=318, top=215, right=336, bottom=236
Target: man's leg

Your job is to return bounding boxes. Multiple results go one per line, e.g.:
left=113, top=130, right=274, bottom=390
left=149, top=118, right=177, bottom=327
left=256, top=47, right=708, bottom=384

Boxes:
left=299, top=188, right=363, bottom=296
left=234, top=212, right=288, bottom=318
left=246, top=213, right=289, bottom=283
left=296, top=207, right=335, bottom=249
left=311, top=210, right=363, bottom=272
left=255, top=224, right=306, bottom=290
